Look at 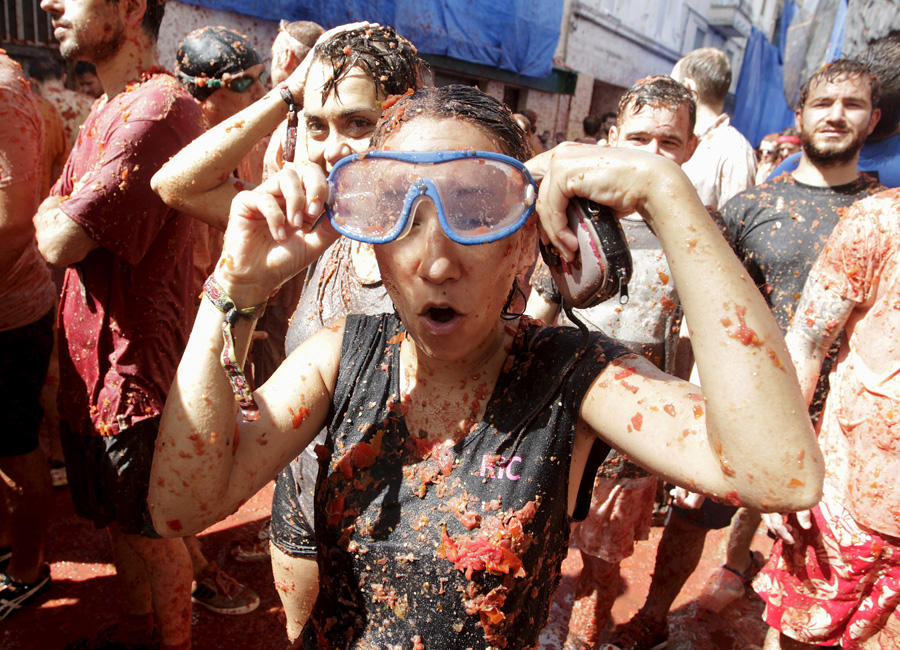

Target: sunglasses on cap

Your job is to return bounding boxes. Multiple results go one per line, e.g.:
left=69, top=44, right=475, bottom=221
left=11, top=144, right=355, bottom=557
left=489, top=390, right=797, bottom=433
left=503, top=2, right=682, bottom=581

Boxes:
left=324, top=150, right=538, bottom=245
left=177, top=69, right=268, bottom=93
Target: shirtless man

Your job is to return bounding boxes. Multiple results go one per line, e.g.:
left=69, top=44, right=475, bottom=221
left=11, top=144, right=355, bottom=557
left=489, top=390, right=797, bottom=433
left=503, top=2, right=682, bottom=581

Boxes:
left=756, top=186, right=900, bottom=649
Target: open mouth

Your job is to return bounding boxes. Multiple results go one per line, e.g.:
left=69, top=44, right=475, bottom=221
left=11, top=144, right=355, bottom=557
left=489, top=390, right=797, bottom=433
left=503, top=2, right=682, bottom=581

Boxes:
left=427, top=306, right=459, bottom=323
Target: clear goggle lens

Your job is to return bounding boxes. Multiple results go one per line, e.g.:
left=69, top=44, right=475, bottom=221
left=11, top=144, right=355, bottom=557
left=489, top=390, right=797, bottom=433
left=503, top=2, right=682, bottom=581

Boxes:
left=325, top=151, right=537, bottom=245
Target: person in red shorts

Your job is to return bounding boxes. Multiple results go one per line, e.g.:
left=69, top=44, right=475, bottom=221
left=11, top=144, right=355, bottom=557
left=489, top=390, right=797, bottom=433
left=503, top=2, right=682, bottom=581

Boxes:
left=0, top=51, right=56, bottom=621
left=755, top=187, right=900, bottom=649
left=33, top=0, right=205, bottom=647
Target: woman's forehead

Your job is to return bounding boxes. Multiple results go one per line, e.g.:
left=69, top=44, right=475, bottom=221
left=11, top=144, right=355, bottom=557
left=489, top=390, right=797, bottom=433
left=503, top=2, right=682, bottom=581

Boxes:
left=380, top=117, right=500, bottom=152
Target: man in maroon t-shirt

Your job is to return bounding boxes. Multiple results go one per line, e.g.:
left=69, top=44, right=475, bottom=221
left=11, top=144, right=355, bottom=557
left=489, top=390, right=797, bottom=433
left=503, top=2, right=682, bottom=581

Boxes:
left=33, top=0, right=229, bottom=647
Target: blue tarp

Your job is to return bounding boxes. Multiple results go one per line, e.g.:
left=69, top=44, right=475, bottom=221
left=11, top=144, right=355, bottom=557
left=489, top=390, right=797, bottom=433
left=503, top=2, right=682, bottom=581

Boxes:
left=732, top=0, right=850, bottom=148
left=825, top=0, right=848, bottom=62
left=732, top=25, right=796, bottom=148
left=179, top=0, right=564, bottom=78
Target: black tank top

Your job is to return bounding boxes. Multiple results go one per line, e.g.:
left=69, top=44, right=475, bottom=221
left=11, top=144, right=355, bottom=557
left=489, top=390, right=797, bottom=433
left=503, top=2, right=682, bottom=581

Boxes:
left=302, top=313, right=628, bottom=649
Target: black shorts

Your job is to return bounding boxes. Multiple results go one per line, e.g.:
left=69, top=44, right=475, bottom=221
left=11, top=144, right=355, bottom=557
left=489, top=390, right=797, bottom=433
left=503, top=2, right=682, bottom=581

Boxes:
left=670, top=498, right=738, bottom=530
left=270, top=465, right=316, bottom=558
left=60, top=417, right=161, bottom=538
left=0, top=309, right=54, bottom=457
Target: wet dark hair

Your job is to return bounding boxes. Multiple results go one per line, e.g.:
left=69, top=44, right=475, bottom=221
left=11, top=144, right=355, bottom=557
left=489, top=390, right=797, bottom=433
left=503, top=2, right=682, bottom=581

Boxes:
left=856, top=31, right=900, bottom=139
left=675, top=47, right=731, bottom=105
left=618, top=75, right=697, bottom=134
left=313, top=25, right=424, bottom=103
left=582, top=114, right=602, bottom=137
left=176, top=26, right=262, bottom=101
left=370, top=85, right=533, bottom=163
left=28, top=56, right=63, bottom=82
left=73, top=61, right=96, bottom=77
left=797, top=58, right=881, bottom=112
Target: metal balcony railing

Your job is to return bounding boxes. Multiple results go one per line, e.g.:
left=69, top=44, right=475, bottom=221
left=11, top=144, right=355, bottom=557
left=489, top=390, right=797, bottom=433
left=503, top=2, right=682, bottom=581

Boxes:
left=2, top=0, right=55, bottom=46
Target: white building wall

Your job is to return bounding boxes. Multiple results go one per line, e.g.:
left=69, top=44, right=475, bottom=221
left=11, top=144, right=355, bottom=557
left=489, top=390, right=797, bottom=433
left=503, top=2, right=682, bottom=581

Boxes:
left=551, top=0, right=773, bottom=138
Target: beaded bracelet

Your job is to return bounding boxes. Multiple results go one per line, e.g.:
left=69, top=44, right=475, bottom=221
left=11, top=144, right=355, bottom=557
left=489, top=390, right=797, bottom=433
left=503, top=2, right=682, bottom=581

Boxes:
left=202, top=275, right=267, bottom=422
left=279, top=85, right=299, bottom=163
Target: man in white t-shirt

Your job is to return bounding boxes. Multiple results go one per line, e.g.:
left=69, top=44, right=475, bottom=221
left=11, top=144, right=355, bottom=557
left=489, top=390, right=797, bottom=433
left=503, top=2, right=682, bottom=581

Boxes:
left=673, top=47, right=756, bottom=210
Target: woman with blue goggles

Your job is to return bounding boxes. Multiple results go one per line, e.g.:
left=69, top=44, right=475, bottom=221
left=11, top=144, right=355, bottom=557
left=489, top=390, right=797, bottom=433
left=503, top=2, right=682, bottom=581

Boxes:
left=150, top=85, right=823, bottom=650
left=324, top=150, right=537, bottom=245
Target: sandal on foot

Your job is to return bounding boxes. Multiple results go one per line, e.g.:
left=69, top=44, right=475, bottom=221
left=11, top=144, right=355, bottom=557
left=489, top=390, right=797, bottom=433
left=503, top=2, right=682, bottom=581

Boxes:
left=698, top=549, right=765, bottom=612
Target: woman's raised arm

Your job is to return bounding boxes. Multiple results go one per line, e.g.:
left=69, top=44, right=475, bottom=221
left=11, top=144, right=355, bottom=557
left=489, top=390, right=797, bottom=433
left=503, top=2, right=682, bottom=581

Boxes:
left=531, top=143, right=823, bottom=513
left=148, top=170, right=340, bottom=536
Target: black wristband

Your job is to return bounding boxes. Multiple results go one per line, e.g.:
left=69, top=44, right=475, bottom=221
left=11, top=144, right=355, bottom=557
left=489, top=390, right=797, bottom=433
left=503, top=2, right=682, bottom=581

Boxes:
left=279, top=85, right=297, bottom=109
left=279, top=85, right=299, bottom=163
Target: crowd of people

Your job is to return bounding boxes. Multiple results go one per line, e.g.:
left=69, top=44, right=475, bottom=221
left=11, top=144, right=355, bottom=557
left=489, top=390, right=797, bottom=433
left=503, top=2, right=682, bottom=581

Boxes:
left=1, top=0, right=898, bottom=648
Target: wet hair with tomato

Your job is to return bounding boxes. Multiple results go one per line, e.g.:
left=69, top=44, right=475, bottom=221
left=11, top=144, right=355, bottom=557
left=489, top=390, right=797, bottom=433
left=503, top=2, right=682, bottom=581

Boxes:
left=618, top=75, right=697, bottom=134
left=176, top=26, right=262, bottom=101
left=313, top=25, right=425, bottom=103
left=369, top=85, right=534, bottom=163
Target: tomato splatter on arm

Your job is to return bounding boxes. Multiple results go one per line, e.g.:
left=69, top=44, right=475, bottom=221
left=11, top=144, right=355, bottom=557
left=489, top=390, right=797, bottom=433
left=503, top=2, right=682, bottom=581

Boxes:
left=727, top=305, right=764, bottom=346
left=291, top=406, right=310, bottom=429
left=631, top=413, right=643, bottom=431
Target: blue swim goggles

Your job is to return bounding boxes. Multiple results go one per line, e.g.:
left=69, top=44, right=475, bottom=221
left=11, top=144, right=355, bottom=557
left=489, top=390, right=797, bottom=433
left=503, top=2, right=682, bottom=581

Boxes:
left=324, top=150, right=538, bottom=245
